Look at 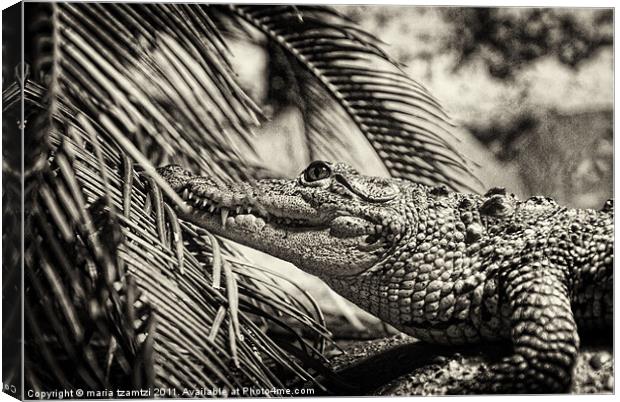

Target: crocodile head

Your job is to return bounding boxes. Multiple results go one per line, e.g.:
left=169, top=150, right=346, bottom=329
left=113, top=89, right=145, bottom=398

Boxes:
left=157, top=161, right=412, bottom=277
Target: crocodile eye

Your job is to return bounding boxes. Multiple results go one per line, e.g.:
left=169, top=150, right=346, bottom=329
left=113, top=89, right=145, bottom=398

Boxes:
left=303, top=161, right=332, bottom=182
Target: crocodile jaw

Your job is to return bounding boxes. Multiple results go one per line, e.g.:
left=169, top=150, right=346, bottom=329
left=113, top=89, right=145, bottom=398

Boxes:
left=174, top=183, right=384, bottom=276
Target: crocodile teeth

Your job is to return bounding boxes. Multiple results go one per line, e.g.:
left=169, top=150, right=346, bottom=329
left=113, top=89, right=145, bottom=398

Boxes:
left=221, top=208, right=229, bottom=228
left=187, top=191, right=193, bottom=200
left=202, top=199, right=208, bottom=208
left=236, top=206, right=242, bottom=214
left=182, top=188, right=189, bottom=199
left=209, top=205, right=216, bottom=213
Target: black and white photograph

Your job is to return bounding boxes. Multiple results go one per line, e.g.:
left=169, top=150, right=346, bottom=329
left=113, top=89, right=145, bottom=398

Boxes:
left=1, top=2, right=614, bottom=399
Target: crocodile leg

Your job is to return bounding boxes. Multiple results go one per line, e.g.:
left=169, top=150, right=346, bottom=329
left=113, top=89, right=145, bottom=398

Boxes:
left=453, top=260, right=580, bottom=394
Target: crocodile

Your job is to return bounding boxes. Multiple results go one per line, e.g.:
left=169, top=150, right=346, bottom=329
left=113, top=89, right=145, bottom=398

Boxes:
left=157, top=160, right=613, bottom=394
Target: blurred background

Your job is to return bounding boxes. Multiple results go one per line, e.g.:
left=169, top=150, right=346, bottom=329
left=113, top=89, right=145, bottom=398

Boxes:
left=346, top=7, right=613, bottom=208
left=231, top=6, right=613, bottom=206
left=223, top=6, right=614, bottom=335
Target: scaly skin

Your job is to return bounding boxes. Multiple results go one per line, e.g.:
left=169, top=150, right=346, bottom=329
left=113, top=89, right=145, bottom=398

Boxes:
left=157, top=161, right=613, bottom=394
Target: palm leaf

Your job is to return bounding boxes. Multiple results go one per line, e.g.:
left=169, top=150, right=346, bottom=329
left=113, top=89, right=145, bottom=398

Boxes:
left=13, top=81, right=335, bottom=391
left=12, top=2, right=482, bottom=394
left=18, top=2, right=336, bottom=393
left=229, top=5, right=480, bottom=191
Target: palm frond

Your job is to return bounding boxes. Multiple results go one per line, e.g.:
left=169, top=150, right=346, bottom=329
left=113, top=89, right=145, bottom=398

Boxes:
left=14, top=2, right=485, bottom=395
left=230, top=5, right=481, bottom=191
left=11, top=83, right=336, bottom=391
left=17, top=2, right=338, bottom=393
left=51, top=3, right=267, bottom=181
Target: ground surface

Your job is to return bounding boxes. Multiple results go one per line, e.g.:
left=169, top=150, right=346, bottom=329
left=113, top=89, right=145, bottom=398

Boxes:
left=323, top=333, right=613, bottom=395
